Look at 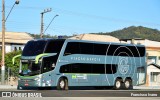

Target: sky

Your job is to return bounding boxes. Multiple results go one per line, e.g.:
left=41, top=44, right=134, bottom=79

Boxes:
left=0, top=0, right=160, bottom=36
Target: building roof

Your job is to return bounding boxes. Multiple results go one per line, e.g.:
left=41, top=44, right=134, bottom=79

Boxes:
left=144, top=39, right=160, bottom=47
left=69, top=34, right=125, bottom=43
left=148, top=63, right=160, bottom=69
left=0, top=32, right=33, bottom=44
left=121, top=38, right=160, bottom=48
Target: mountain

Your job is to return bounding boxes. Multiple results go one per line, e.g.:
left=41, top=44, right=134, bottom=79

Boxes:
left=92, top=26, right=160, bottom=42
left=29, top=26, right=160, bottom=42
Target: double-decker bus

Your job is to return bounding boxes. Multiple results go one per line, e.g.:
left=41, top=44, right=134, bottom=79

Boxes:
left=13, top=38, right=146, bottom=90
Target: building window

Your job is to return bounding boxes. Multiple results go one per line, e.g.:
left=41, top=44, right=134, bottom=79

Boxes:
left=148, top=56, right=157, bottom=64
left=14, top=47, right=17, bottom=51
left=150, top=72, right=158, bottom=82
left=19, top=47, right=22, bottom=50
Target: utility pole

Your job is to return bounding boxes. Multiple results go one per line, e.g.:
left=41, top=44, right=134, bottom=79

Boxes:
left=40, top=8, right=52, bottom=38
left=1, top=0, right=6, bottom=85
left=1, top=0, right=19, bottom=85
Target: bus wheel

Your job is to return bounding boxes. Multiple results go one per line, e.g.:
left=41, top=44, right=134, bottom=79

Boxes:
left=114, top=79, right=122, bottom=90
left=124, top=79, right=133, bottom=90
left=57, top=78, right=68, bottom=90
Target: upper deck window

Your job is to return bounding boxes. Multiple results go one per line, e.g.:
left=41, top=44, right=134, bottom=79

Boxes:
left=22, top=40, right=47, bottom=56
left=45, top=40, right=65, bottom=53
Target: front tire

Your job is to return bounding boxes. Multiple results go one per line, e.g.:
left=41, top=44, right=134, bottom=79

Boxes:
left=57, top=78, right=68, bottom=90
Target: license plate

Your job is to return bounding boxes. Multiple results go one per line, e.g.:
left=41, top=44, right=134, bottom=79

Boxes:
left=25, top=83, right=29, bottom=86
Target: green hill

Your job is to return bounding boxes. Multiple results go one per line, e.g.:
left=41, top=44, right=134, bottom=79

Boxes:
left=92, top=26, right=160, bottom=42
left=29, top=26, right=160, bottom=42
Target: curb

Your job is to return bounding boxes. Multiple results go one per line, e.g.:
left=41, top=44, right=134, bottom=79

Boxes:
left=0, top=85, right=17, bottom=89
left=133, top=86, right=160, bottom=89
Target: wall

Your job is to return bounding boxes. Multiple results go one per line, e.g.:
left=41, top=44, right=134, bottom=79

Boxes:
left=11, top=44, right=24, bottom=51
left=147, top=65, right=160, bottom=86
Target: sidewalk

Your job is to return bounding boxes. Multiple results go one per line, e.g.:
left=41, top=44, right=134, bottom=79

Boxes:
left=0, top=85, right=17, bottom=89
left=133, top=86, right=160, bottom=89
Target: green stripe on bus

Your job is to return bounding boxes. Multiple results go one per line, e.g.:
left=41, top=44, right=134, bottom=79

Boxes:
left=35, top=53, right=57, bottom=64
left=64, top=73, right=100, bottom=75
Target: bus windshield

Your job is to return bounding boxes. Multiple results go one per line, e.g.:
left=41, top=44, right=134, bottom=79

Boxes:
left=19, top=61, right=41, bottom=76
left=22, top=40, right=47, bottom=56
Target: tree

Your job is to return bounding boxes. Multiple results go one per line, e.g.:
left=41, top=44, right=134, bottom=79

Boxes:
left=0, top=50, right=22, bottom=80
left=5, top=50, right=22, bottom=77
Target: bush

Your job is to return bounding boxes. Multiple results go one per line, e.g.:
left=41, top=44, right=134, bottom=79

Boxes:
left=0, top=50, right=22, bottom=80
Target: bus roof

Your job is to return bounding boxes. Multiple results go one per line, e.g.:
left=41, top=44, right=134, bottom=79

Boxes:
left=30, top=38, right=145, bottom=47
left=65, top=39, right=145, bottom=47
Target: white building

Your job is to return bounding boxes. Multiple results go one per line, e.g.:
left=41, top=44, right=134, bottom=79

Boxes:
left=147, top=64, right=160, bottom=86
left=0, top=32, right=33, bottom=53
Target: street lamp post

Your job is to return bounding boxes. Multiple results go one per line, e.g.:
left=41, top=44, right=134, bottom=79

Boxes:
left=1, top=0, right=6, bottom=85
left=5, top=0, right=19, bottom=22
left=43, top=14, right=59, bottom=34
left=1, top=0, right=19, bottom=85
left=40, top=8, right=52, bottom=38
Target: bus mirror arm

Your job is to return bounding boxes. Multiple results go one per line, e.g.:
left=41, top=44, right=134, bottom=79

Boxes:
left=12, top=54, right=21, bottom=65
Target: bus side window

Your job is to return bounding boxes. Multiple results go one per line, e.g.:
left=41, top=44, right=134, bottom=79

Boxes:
left=94, top=44, right=108, bottom=55
left=42, top=57, right=55, bottom=73
left=45, top=40, right=64, bottom=53
left=79, top=43, right=93, bottom=54
left=64, top=42, right=80, bottom=56
left=71, top=65, right=80, bottom=73
left=60, top=65, right=70, bottom=73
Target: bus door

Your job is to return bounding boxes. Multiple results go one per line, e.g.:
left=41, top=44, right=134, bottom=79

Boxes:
left=137, top=66, right=146, bottom=85
left=41, top=57, right=55, bottom=87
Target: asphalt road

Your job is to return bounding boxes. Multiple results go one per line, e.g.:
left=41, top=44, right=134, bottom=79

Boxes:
left=0, top=88, right=160, bottom=98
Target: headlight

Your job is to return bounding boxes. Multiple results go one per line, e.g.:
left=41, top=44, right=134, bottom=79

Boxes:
left=34, top=77, right=40, bottom=81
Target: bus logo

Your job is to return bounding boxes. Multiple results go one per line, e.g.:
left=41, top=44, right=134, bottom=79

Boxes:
left=118, top=57, right=129, bottom=74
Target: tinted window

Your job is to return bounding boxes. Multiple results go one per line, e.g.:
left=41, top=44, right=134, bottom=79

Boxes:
left=64, top=42, right=80, bottom=55
left=105, top=64, right=117, bottom=74
left=79, top=43, right=93, bottom=54
left=22, top=40, right=47, bottom=56
left=64, top=42, right=145, bottom=57
left=107, top=45, right=145, bottom=57
left=92, top=64, right=105, bottom=74
left=42, top=56, right=57, bottom=73
left=45, top=40, right=64, bottom=53
left=60, top=63, right=117, bottom=74
left=94, top=44, right=108, bottom=55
